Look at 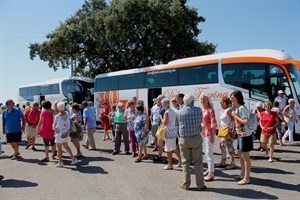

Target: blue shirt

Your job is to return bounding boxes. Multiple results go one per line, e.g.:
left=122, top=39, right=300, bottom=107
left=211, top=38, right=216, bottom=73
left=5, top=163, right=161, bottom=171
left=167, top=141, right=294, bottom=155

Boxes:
left=83, top=107, right=96, bottom=129
left=175, top=105, right=202, bottom=138
left=2, top=108, right=24, bottom=133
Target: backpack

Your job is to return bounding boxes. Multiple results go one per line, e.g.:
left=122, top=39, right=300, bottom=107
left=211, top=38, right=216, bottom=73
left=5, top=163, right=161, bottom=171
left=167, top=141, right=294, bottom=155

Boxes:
left=245, top=106, right=258, bottom=131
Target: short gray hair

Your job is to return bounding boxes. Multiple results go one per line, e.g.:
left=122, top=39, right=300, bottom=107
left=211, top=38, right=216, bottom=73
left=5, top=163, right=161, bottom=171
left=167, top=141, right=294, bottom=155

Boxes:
left=183, top=94, right=194, bottom=106
left=288, top=98, right=295, bottom=104
left=157, top=95, right=166, bottom=101
left=161, top=98, right=170, bottom=108
left=57, top=102, right=65, bottom=111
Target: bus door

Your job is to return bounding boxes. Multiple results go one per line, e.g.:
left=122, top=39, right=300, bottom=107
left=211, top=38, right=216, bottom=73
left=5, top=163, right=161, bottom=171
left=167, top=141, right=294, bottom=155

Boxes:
left=148, top=88, right=162, bottom=110
left=39, top=95, right=45, bottom=105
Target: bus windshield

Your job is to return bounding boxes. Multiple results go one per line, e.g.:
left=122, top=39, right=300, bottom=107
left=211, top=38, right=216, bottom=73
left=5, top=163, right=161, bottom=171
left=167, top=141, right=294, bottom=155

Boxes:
left=287, top=64, right=300, bottom=104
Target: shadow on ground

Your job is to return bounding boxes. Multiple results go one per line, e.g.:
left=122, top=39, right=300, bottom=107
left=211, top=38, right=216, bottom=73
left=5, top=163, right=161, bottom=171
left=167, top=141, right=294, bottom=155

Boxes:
left=0, top=179, right=38, bottom=188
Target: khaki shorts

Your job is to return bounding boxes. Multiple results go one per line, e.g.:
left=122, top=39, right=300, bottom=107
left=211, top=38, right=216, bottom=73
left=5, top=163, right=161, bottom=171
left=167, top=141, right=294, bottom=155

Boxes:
left=25, top=124, right=38, bottom=137
left=260, top=133, right=276, bottom=144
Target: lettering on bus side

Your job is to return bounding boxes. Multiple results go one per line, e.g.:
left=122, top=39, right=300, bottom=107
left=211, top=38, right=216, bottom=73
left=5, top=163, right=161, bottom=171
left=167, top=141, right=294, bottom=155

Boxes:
left=163, top=87, right=229, bottom=99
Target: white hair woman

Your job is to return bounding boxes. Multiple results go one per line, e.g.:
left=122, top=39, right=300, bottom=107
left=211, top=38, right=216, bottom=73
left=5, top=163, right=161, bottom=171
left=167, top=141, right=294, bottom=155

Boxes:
left=200, top=94, right=217, bottom=181
left=282, top=99, right=297, bottom=144
left=53, top=102, right=78, bottom=167
left=161, top=98, right=182, bottom=170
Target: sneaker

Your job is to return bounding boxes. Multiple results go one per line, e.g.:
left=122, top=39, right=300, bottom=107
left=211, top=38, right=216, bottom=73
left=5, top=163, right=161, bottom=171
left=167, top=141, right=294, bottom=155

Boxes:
left=112, top=151, right=119, bottom=155
left=71, top=159, right=79, bottom=165
left=264, top=152, right=268, bottom=158
left=74, top=153, right=82, bottom=158
left=268, top=158, right=273, bottom=163
left=55, top=162, right=64, bottom=168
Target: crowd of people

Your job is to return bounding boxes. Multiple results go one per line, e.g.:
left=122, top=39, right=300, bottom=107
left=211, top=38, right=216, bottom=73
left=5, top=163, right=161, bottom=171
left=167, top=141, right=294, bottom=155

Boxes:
left=0, top=89, right=297, bottom=189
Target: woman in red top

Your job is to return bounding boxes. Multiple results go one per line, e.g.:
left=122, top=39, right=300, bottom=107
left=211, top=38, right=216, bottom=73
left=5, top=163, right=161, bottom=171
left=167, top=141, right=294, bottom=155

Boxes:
left=260, top=100, right=279, bottom=163
left=100, top=103, right=110, bottom=140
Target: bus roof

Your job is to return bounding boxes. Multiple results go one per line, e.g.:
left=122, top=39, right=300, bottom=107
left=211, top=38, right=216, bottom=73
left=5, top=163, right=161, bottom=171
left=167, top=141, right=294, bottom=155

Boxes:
left=95, top=49, right=293, bottom=78
left=19, top=76, right=94, bottom=88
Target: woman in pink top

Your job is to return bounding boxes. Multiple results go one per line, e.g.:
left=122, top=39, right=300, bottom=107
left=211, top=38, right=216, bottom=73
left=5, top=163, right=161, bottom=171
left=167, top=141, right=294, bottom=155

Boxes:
left=37, top=101, right=56, bottom=162
left=200, top=94, right=217, bottom=182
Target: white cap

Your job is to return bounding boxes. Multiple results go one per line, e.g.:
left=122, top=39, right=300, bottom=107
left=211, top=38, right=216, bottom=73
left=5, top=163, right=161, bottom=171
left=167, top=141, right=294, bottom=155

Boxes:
left=256, top=101, right=263, bottom=108
left=117, top=102, right=124, bottom=107
left=278, top=90, right=284, bottom=94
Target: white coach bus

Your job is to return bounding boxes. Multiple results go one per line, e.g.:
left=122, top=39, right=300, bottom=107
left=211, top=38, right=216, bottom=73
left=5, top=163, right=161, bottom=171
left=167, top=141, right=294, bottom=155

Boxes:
left=94, top=49, right=300, bottom=134
left=18, top=76, right=94, bottom=106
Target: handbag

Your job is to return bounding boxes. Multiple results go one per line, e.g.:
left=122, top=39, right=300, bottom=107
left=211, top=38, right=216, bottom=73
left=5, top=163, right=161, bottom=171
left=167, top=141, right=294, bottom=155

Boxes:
left=218, top=126, right=230, bottom=138
left=70, top=125, right=82, bottom=139
left=156, top=124, right=167, bottom=140
left=69, top=121, right=77, bottom=133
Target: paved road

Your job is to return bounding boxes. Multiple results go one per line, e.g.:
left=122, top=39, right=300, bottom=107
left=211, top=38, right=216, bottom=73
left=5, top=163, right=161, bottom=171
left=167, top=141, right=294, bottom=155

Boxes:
left=0, top=129, right=299, bottom=200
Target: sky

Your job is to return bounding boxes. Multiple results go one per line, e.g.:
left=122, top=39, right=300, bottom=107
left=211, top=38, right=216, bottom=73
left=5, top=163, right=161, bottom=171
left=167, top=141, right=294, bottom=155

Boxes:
left=0, top=0, right=299, bottom=104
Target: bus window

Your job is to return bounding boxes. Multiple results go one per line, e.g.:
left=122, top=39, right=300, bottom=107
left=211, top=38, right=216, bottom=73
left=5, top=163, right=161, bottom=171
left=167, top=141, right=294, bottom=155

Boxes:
left=19, top=88, right=27, bottom=96
left=40, top=85, right=51, bottom=95
left=119, top=73, right=144, bottom=90
left=51, top=84, right=60, bottom=94
left=145, top=69, right=177, bottom=88
left=286, top=64, right=300, bottom=103
left=179, top=64, right=218, bottom=85
left=222, top=63, right=265, bottom=89
left=95, top=76, right=118, bottom=92
left=249, top=78, right=269, bottom=100
left=27, top=86, right=40, bottom=95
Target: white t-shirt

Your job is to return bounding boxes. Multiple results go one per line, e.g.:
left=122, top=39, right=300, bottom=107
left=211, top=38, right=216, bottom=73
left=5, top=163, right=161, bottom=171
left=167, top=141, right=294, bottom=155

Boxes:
left=274, top=95, right=287, bottom=110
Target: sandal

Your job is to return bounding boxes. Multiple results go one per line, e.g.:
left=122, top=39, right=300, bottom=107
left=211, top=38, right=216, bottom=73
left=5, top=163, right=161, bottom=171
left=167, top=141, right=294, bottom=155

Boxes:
left=234, top=175, right=244, bottom=180
left=135, top=158, right=142, bottom=163
left=153, top=156, right=162, bottom=162
left=215, top=162, right=227, bottom=167
left=41, top=157, right=49, bottom=162
left=142, top=155, right=149, bottom=160
left=180, top=184, right=189, bottom=190
left=225, top=164, right=236, bottom=170
left=152, top=147, right=159, bottom=152
left=163, top=165, right=173, bottom=170
left=237, top=178, right=250, bottom=185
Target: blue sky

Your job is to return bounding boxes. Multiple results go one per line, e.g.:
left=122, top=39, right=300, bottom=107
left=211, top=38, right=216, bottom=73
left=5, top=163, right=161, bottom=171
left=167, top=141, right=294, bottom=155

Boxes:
left=0, top=0, right=299, bottom=104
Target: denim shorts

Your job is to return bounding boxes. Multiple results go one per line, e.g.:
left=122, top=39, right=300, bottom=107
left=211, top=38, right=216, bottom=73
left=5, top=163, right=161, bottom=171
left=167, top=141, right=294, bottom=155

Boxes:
left=237, top=134, right=253, bottom=152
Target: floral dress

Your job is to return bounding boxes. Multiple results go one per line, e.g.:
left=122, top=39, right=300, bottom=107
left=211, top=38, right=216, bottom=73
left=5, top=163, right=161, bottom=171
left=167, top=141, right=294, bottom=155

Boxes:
left=134, top=113, right=149, bottom=145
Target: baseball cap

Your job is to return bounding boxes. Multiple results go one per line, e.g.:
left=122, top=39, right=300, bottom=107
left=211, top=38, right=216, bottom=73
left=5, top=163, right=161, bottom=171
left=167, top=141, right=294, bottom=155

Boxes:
left=278, top=90, right=284, bottom=94
left=256, top=101, right=263, bottom=108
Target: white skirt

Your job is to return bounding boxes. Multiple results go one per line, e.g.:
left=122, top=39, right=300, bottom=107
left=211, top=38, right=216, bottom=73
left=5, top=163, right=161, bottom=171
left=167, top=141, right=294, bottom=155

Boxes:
left=55, top=134, right=70, bottom=144
left=164, top=138, right=177, bottom=152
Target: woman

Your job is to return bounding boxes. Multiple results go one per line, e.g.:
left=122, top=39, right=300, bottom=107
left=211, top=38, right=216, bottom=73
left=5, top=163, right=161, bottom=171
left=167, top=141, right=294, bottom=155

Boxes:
left=100, top=103, right=110, bottom=140
left=124, top=100, right=138, bottom=157
left=37, top=100, right=56, bottom=162
left=260, top=100, right=279, bottom=162
left=160, top=98, right=181, bottom=169
left=254, top=102, right=265, bottom=151
left=218, top=96, right=236, bottom=170
left=108, top=105, right=117, bottom=142
left=282, top=99, right=297, bottom=144
left=200, top=94, right=217, bottom=181
left=70, top=103, right=83, bottom=158
left=53, top=102, right=78, bottom=167
left=271, top=101, right=286, bottom=146
left=134, top=105, right=149, bottom=162
left=231, top=90, right=252, bottom=185
left=171, top=97, right=179, bottom=110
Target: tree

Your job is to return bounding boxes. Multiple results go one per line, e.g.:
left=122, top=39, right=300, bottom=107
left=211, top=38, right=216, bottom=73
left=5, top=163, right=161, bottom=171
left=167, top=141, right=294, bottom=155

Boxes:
left=29, top=0, right=217, bottom=77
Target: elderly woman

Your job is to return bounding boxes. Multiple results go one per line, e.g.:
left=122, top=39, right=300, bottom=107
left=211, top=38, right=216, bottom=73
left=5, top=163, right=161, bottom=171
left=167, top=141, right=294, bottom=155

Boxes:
left=161, top=98, right=182, bottom=170
left=134, top=105, right=149, bottom=162
left=100, top=103, right=110, bottom=141
left=200, top=94, right=217, bottom=181
left=53, top=102, right=79, bottom=167
left=260, top=100, right=279, bottom=162
left=70, top=103, right=83, bottom=158
left=282, top=99, right=297, bottom=144
left=231, top=90, right=253, bottom=185
left=218, top=96, right=236, bottom=170
left=124, top=100, right=138, bottom=157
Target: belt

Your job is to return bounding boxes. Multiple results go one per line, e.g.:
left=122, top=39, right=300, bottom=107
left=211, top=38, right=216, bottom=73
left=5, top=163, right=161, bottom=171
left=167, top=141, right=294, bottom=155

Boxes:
left=115, top=123, right=127, bottom=124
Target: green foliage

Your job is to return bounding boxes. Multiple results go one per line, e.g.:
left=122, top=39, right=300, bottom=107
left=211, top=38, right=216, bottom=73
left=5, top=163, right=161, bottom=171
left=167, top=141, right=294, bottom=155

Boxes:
left=29, top=0, right=217, bottom=77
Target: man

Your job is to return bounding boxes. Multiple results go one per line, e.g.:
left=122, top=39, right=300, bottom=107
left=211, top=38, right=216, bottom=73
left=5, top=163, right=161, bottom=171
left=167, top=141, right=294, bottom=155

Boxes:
left=83, top=101, right=97, bottom=150
left=274, top=90, right=287, bottom=111
left=149, top=95, right=165, bottom=157
left=112, top=102, right=130, bottom=155
left=24, top=102, right=41, bottom=151
left=2, top=99, right=25, bottom=160
left=0, top=105, right=7, bottom=144
left=176, top=93, right=185, bottom=109
left=175, top=94, right=206, bottom=191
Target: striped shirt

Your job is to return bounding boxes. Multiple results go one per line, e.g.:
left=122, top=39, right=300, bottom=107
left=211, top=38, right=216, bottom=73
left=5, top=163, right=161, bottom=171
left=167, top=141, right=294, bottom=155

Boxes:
left=175, top=105, right=202, bottom=138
